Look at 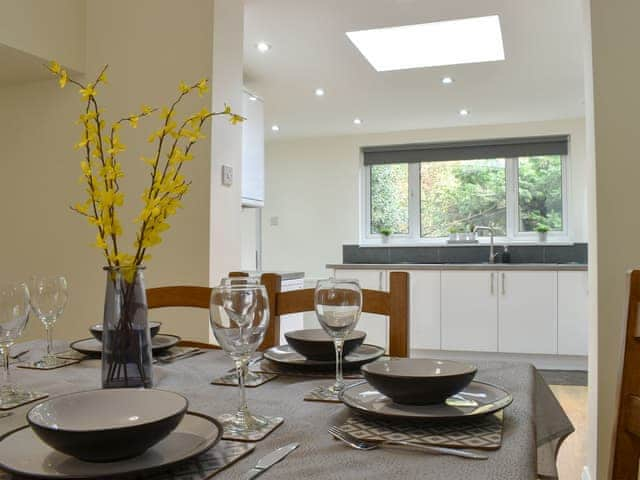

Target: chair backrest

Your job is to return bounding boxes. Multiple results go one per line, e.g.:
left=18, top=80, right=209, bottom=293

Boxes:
left=261, top=271, right=410, bottom=357
left=612, top=269, right=640, bottom=478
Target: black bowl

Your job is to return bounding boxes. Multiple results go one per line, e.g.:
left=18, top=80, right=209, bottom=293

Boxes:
left=361, top=358, right=477, bottom=405
left=27, top=389, right=188, bottom=462
left=90, top=321, right=161, bottom=342
left=285, top=329, right=366, bottom=361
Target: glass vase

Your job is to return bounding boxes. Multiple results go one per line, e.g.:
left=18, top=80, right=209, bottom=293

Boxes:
left=101, top=266, right=153, bottom=388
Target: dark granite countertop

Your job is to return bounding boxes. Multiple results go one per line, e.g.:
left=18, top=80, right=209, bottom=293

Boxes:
left=327, top=263, right=587, bottom=271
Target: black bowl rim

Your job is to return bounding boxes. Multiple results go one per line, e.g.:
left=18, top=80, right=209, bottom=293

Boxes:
left=27, top=388, right=188, bottom=434
left=284, top=329, right=366, bottom=343
left=361, top=358, right=477, bottom=379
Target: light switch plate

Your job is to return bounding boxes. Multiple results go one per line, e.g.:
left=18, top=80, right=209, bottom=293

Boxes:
left=222, top=165, right=233, bottom=186
left=270, top=216, right=279, bottom=226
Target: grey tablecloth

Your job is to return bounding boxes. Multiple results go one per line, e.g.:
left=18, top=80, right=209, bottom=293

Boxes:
left=0, top=342, right=574, bottom=479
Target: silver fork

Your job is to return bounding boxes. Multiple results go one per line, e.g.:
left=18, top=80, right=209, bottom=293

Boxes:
left=328, top=426, right=488, bottom=460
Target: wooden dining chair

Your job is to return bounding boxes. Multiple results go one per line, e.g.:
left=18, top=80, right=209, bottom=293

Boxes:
left=260, top=271, right=410, bottom=357
left=146, top=286, right=219, bottom=350
left=612, top=269, right=640, bottom=478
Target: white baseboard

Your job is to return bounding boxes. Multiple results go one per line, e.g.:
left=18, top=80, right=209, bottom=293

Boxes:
left=411, top=349, right=588, bottom=370
left=581, top=465, right=591, bottom=480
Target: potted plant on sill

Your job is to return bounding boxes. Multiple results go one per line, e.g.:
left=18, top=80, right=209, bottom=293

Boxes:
left=536, top=224, right=550, bottom=243
left=379, top=227, right=392, bottom=243
left=46, top=61, right=243, bottom=389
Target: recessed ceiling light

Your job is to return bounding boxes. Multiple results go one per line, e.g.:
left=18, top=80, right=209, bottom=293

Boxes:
left=459, top=109, right=469, bottom=116
left=346, top=15, right=505, bottom=72
left=353, top=118, right=362, bottom=125
left=441, top=76, right=454, bottom=84
left=249, top=95, right=258, bottom=101
left=314, top=88, right=325, bottom=97
left=271, top=124, right=280, bottom=132
left=257, top=41, right=271, bottom=53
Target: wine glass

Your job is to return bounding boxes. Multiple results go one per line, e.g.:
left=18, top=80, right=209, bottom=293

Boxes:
left=0, top=283, right=36, bottom=406
left=209, top=283, right=270, bottom=435
left=220, top=277, right=262, bottom=384
left=29, top=276, right=68, bottom=367
left=315, top=278, right=362, bottom=395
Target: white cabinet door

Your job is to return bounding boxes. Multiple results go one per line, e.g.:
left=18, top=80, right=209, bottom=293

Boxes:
left=441, top=271, right=498, bottom=352
left=241, top=91, right=264, bottom=206
left=557, top=271, right=589, bottom=356
left=279, top=278, right=305, bottom=345
left=333, top=269, right=388, bottom=351
left=408, top=271, right=441, bottom=350
left=498, top=271, right=557, bottom=354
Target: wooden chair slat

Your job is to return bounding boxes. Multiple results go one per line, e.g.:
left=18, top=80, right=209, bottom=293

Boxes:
left=613, top=269, right=640, bottom=478
left=147, top=286, right=211, bottom=309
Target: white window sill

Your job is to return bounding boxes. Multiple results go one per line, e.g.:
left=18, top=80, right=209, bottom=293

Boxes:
left=358, top=239, right=577, bottom=247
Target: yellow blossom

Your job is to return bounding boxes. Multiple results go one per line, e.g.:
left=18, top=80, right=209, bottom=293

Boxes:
left=197, top=79, right=208, bottom=96
left=141, top=104, right=153, bottom=115
left=179, top=81, right=190, bottom=94
left=230, top=114, right=245, bottom=125
left=98, top=71, right=108, bottom=84
left=80, top=83, right=96, bottom=99
left=223, top=104, right=232, bottom=115
left=59, top=70, right=68, bottom=88
left=95, top=234, right=108, bottom=250
left=129, top=115, right=139, bottom=128
left=49, top=60, right=61, bottom=74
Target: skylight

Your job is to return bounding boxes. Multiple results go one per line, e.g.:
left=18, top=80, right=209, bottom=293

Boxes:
left=346, top=15, right=505, bottom=72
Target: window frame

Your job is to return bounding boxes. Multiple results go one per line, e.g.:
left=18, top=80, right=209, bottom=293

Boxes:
left=361, top=155, right=569, bottom=244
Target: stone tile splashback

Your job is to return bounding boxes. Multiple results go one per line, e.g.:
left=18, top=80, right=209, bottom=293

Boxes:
left=343, top=243, right=588, bottom=265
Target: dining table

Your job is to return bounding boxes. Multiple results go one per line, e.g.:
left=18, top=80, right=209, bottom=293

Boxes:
left=0, top=340, right=573, bottom=480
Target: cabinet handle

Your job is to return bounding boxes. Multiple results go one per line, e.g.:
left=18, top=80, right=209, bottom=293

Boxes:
left=501, top=273, right=506, bottom=295
left=379, top=271, right=383, bottom=290
left=490, top=273, right=494, bottom=294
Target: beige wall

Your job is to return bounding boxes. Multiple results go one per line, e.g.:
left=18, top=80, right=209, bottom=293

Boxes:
left=0, top=0, right=244, bottom=344
left=0, top=0, right=86, bottom=72
left=262, top=118, right=587, bottom=278
left=588, top=0, right=640, bottom=477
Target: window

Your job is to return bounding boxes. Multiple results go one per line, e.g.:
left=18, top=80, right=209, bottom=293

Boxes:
left=362, top=136, right=568, bottom=242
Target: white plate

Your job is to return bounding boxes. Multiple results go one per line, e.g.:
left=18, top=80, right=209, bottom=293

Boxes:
left=339, top=380, right=513, bottom=421
left=70, top=334, right=181, bottom=356
left=0, top=412, right=221, bottom=479
left=263, top=344, right=384, bottom=370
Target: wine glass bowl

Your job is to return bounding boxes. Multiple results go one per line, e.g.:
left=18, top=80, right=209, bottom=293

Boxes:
left=29, top=276, right=68, bottom=366
left=314, top=279, right=362, bottom=395
left=209, top=283, right=270, bottom=435
left=0, top=282, right=34, bottom=407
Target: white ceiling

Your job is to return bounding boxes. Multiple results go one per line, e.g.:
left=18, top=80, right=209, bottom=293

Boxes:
left=243, top=0, right=586, bottom=140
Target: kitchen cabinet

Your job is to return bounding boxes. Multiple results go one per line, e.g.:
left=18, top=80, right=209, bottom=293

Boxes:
left=407, top=271, right=441, bottom=350
left=241, top=91, right=264, bottom=207
left=498, top=271, right=557, bottom=354
left=333, top=269, right=388, bottom=351
left=441, top=271, right=498, bottom=352
left=557, top=271, right=589, bottom=355
left=278, top=277, right=305, bottom=345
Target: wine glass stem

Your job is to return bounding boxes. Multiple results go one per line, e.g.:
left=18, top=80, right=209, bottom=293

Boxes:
left=45, top=325, right=53, bottom=358
left=334, top=339, right=344, bottom=391
left=1, top=347, right=9, bottom=387
left=236, top=359, right=249, bottom=416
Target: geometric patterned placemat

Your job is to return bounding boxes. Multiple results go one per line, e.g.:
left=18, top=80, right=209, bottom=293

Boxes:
left=339, top=412, right=503, bottom=450
left=218, top=414, right=284, bottom=442
left=55, top=349, right=89, bottom=361
left=211, top=371, right=278, bottom=388
left=253, top=359, right=363, bottom=379
left=0, top=391, right=48, bottom=411
left=0, top=440, right=255, bottom=480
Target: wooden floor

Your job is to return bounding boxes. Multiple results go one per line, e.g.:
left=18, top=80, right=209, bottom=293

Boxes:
left=550, top=384, right=588, bottom=479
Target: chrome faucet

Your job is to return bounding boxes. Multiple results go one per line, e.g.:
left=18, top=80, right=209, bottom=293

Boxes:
left=474, top=226, right=499, bottom=264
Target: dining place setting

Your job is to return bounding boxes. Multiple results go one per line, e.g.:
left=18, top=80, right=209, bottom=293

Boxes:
left=0, top=274, right=573, bottom=480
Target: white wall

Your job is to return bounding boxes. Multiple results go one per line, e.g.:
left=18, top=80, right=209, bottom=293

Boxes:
left=0, top=0, right=86, bottom=72
left=586, top=0, right=640, bottom=477
left=262, top=118, right=587, bottom=277
left=0, top=0, right=245, bottom=344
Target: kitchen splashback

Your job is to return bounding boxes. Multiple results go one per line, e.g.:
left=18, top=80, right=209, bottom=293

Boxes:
left=343, top=243, right=588, bottom=265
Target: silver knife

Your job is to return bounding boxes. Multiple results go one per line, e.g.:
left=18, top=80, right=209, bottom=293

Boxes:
left=244, top=443, right=299, bottom=480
